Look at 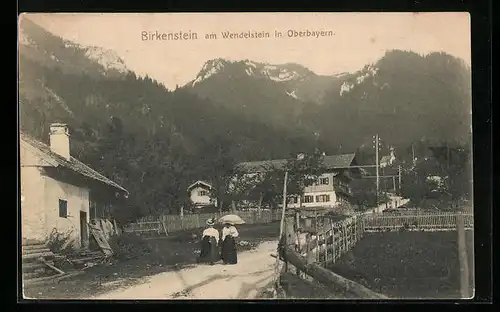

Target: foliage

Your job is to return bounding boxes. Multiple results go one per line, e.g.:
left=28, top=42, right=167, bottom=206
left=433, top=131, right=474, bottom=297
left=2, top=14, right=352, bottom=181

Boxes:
left=46, top=229, right=77, bottom=255
left=349, top=179, right=378, bottom=208
left=400, top=141, right=471, bottom=209
left=19, top=20, right=472, bottom=220
left=230, top=151, right=326, bottom=209
left=284, top=150, right=326, bottom=197
left=20, top=55, right=319, bottom=221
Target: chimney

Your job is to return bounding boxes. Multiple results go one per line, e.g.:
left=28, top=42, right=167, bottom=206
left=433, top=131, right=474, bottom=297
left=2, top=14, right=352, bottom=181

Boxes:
left=49, top=123, right=71, bottom=160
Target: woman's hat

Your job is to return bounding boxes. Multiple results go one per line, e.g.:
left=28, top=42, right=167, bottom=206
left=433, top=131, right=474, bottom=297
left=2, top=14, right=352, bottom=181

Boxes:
left=206, top=218, right=215, bottom=226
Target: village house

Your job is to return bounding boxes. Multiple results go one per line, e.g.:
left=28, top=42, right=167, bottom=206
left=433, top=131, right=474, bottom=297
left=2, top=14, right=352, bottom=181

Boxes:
left=187, top=180, right=217, bottom=209
left=235, top=153, right=361, bottom=210
left=20, top=123, right=129, bottom=250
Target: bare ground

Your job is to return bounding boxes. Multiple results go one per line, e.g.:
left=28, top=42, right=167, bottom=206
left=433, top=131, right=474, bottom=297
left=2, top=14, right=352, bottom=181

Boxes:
left=91, top=241, right=279, bottom=300
left=22, top=222, right=280, bottom=300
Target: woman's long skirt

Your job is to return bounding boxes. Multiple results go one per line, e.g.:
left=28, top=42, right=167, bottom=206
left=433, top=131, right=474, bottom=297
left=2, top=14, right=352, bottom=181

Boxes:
left=221, top=236, right=237, bottom=264
left=197, top=236, right=219, bottom=264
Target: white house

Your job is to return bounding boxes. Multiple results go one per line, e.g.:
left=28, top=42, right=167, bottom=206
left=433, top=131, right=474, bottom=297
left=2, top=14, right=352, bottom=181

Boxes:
left=380, top=147, right=396, bottom=168
left=20, top=123, right=129, bottom=249
left=187, top=180, right=217, bottom=208
left=235, top=153, right=361, bottom=210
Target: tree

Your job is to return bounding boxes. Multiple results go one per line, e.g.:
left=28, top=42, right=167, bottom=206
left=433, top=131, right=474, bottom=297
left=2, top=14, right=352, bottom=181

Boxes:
left=231, top=150, right=326, bottom=212
left=283, top=150, right=326, bottom=202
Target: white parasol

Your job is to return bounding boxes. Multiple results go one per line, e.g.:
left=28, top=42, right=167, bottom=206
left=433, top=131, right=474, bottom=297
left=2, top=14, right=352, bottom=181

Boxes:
left=218, top=214, right=246, bottom=225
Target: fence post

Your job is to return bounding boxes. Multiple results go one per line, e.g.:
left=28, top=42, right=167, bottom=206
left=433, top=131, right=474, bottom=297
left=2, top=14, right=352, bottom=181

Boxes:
left=456, top=212, right=471, bottom=298
left=196, top=214, right=200, bottom=228
left=330, top=220, right=335, bottom=263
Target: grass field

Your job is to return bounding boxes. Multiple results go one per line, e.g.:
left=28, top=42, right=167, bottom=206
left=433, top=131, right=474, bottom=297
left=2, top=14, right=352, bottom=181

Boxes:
left=327, top=230, right=474, bottom=299
left=22, top=222, right=280, bottom=300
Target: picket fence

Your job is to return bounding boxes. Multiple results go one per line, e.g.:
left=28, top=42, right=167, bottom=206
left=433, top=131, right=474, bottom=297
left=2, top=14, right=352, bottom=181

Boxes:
left=124, top=209, right=282, bottom=235
left=363, top=212, right=474, bottom=232
left=299, top=210, right=474, bottom=265
left=283, top=210, right=474, bottom=298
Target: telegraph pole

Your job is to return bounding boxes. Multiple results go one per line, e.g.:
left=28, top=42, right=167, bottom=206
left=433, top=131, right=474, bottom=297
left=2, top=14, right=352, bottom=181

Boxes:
left=374, top=134, right=380, bottom=204
left=398, top=165, right=402, bottom=195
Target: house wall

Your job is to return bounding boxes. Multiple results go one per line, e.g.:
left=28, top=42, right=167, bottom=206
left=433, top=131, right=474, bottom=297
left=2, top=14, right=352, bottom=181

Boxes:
left=303, top=173, right=336, bottom=193
left=20, top=143, right=90, bottom=249
left=21, top=166, right=47, bottom=242
left=288, top=191, right=338, bottom=209
left=44, top=174, right=90, bottom=249
left=190, top=186, right=215, bottom=206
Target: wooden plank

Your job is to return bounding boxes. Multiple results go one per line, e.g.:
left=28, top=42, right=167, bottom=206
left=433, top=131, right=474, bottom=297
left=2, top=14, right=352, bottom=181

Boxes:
left=22, top=251, right=54, bottom=260
left=41, top=260, right=65, bottom=275
left=23, top=272, right=65, bottom=285
left=23, top=262, right=51, bottom=271
left=23, top=248, right=51, bottom=255
left=88, top=224, right=113, bottom=257
left=22, top=244, right=48, bottom=251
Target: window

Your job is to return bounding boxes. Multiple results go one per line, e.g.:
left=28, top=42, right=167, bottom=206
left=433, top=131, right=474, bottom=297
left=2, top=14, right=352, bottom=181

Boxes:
left=59, top=199, right=68, bottom=218
left=303, top=195, right=314, bottom=203
left=288, top=197, right=299, bottom=204
left=316, top=195, right=330, bottom=203
left=319, top=177, right=329, bottom=185
left=198, top=190, right=208, bottom=196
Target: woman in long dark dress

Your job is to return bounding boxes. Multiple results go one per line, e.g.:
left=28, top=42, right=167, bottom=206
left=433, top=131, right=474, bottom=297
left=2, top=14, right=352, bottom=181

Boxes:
left=197, top=218, right=220, bottom=265
left=220, top=223, right=239, bottom=264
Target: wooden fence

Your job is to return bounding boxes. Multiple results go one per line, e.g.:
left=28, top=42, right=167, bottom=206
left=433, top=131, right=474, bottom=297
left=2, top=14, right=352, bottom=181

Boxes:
left=363, top=213, right=474, bottom=232
left=278, top=213, right=388, bottom=299
left=124, top=210, right=282, bottom=235
left=278, top=210, right=474, bottom=299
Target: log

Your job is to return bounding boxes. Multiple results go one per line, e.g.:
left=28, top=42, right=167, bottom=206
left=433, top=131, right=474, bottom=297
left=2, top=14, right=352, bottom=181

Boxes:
left=41, top=260, right=65, bottom=275
left=281, top=246, right=388, bottom=299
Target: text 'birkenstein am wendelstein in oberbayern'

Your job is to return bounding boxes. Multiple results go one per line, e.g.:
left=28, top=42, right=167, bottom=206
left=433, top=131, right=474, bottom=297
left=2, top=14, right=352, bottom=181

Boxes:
left=141, top=29, right=335, bottom=41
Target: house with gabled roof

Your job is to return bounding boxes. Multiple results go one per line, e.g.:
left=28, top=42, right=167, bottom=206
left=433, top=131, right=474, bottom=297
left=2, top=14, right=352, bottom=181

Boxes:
left=187, top=180, right=217, bottom=209
left=235, top=153, right=361, bottom=210
left=20, top=123, right=129, bottom=249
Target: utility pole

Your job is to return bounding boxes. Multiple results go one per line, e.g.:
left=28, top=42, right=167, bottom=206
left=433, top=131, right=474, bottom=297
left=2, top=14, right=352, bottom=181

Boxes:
left=374, top=134, right=380, bottom=204
left=411, top=143, right=415, bottom=164
left=398, top=165, right=402, bottom=195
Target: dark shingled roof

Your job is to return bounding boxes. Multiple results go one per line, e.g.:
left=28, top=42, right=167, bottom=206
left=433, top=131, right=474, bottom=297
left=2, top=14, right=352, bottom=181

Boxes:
left=187, top=180, right=213, bottom=191
left=237, top=153, right=357, bottom=173
left=20, top=132, right=129, bottom=194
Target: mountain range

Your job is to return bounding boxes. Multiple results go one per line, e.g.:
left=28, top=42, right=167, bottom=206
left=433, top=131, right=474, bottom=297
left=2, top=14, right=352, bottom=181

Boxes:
left=18, top=17, right=472, bottom=219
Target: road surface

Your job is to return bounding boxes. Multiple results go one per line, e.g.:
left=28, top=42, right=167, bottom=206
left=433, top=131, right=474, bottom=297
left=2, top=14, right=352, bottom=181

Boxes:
left=91, top=241, right=278, bottom=300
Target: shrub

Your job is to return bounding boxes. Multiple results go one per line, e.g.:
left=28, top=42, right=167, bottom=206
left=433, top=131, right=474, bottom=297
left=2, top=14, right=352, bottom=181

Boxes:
left=108, top=232, right=153, bottom=261
left=46, top=229, right=77, bottom=255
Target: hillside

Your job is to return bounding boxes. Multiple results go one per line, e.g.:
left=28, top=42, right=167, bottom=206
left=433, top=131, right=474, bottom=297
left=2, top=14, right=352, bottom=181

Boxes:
left=183, top=58, right=344, bottom=131
left=182, top=50, right=471, bottom=155
left=316, top=50, right=472, bottom=152
left=18, top=18, right=321, bottom=221
left=18, top=17, right=472, bottom=219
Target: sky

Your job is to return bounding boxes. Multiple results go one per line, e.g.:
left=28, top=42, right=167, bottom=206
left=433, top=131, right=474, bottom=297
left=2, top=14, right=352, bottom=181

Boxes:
left=23, top=12, right=471, bottom=89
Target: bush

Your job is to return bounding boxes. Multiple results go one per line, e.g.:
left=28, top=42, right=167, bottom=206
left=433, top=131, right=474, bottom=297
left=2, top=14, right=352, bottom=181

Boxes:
left=108, top=232, right=153, bottom=261
left=46, top=229, right=77, bottom=255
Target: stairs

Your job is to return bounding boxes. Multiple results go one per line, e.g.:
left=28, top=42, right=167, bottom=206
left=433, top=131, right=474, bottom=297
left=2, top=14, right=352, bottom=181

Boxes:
left=22, top=240, right=62, bottom=284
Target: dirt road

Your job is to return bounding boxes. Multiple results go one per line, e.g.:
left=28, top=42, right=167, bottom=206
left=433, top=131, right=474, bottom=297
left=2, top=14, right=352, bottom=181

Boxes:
left=90, top=241, right=278, bottom=300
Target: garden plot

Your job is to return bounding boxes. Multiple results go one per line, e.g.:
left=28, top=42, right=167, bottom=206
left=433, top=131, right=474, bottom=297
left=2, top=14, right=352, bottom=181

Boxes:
left=327, top=230, right=474, bottom=299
